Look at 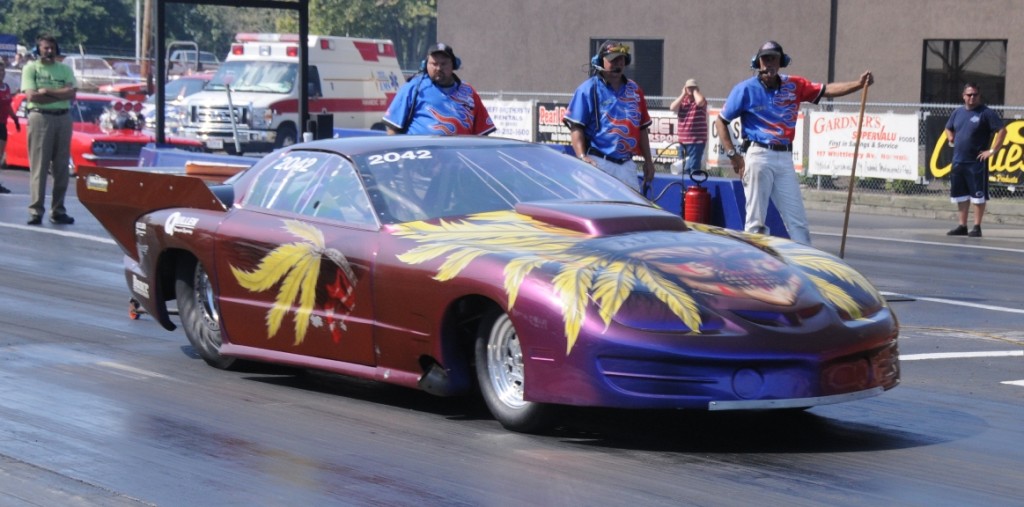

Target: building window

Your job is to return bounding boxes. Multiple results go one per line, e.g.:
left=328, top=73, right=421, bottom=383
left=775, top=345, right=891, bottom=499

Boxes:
left=590, top=38, right=664, bottom=96
left=922, top=39, right=1006, bottom=104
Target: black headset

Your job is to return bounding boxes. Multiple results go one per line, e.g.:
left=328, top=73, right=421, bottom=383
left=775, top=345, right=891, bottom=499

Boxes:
left=32, top=35, right=61, bottom=57
left=419, top=43, right=461, bottom=73
left=750, top=40, right=790, bottom=69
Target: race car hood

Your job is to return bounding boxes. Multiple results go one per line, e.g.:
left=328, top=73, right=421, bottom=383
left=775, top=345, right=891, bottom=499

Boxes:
left=514, top=200, right=688, bottom=235
left=183, top=90, right=289, bottom=109
left=74, top=123, right=154, bottom=140
left=391, top=202, right=887, bottom=338
left=72, top=123, right=203, bottom=148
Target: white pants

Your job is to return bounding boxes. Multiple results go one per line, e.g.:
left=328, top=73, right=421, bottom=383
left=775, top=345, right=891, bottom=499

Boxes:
left=591, top=155, right=639, bottom=191
left=741, top=145, right=811, bottom=244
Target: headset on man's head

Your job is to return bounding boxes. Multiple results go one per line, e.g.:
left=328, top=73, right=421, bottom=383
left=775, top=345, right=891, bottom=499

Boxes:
left=32, top=34, right=61, bottom=57
left=591, top=40, right=631, bottom=70
left=750, top=40, right=790, bottom=69
left=419, top=43, right=461, bottom=73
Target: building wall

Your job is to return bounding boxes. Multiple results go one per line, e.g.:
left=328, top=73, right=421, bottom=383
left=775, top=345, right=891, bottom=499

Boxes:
left=438, top=0, right=1020, bottom=104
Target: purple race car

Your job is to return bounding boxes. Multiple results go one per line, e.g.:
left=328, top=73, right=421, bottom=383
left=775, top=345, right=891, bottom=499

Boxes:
left=78, top=136, right=899, bottom=433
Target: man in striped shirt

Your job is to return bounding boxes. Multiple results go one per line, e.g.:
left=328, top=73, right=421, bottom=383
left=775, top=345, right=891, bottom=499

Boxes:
left=669, top=78, right=707, bottom=174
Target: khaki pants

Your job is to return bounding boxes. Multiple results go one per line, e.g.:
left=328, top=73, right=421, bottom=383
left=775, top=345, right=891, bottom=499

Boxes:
left=27, top=110, right=73, bottom=218
left=741, top=145, right=811, bottom=245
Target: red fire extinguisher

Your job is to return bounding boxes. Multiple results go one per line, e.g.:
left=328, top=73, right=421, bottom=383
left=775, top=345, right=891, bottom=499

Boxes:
left=684, top=170, right=711, bottom=224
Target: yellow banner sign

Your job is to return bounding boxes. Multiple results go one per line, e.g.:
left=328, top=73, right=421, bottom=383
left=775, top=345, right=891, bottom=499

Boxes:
left=929, top=119, right=1024, bottom=185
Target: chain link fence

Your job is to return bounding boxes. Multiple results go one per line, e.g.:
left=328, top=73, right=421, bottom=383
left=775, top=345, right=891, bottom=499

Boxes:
left=479, top=91, right=1024, bottom=201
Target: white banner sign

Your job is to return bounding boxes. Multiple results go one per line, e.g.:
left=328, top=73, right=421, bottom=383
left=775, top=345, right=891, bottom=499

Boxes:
left=808, top=112, right=918, bottom=181
left=482, top=99, right=535, bottom=141
left=648, top=109, right=682, bottom=162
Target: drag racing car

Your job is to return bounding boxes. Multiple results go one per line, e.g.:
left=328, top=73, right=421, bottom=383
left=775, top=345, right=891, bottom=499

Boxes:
left=3, top=93, right=203, bottom=173
left=77, top=136, right=899, bottom=432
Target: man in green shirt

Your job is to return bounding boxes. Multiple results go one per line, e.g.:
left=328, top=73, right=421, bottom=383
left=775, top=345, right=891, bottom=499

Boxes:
left=21, top=34, right=77, bottom=225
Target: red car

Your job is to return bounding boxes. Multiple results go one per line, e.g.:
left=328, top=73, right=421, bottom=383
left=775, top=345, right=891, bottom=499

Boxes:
left=99, top=81, right=151, bottom=102
left=3, top=92, right=203, bottom=172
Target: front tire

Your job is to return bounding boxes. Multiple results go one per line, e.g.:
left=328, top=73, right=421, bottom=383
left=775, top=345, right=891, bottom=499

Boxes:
left=475, top=309, right=556, bottom=433
left=176, top=257, right=236, bottom=370
left=275, top=123, right=298, bottom=149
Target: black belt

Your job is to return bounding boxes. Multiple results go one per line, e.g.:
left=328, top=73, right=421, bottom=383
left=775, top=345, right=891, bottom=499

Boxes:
left=29, top=109, right=68, bottom=116
left=750, top=141, right=792, bottom=152
left=587, top=148, right=630, bottom=164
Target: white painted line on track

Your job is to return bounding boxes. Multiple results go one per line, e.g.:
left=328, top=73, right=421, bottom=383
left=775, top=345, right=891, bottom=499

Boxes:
left=0, top=221, right=116, bottom=244
left=96, top=361, right=170, bottom=379
left=901, top=350, right=1024, bottom=361
left=815, top=231, right=1024, bottom=253
left=1001, top=380, right=1024, bottom=387
left=882, top=291, right=1024, bottom=315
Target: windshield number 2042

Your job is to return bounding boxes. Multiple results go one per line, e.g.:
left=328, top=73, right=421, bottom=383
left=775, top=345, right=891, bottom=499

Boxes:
left=271, top=155, right=320, bottom=173
left=368, top=150, right=432, bottom=165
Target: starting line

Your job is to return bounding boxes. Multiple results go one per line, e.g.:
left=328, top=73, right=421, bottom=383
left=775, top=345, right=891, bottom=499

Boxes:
left=881, top=291, right=1024, bottom=315
left=901, top=350, right=1024, bottom=361
left=901, top=350, right=1024, bottom=388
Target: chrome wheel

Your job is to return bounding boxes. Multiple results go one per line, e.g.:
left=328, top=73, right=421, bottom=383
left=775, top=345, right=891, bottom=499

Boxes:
left=475, top=309, right=555, bottom=432
left=485, top=313, right=526, bottom=408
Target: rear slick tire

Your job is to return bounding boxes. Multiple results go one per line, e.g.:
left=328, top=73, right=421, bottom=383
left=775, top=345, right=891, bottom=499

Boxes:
left=176, top=257, right=237, bottom=370
left=475, top=309, right=556, bottom=433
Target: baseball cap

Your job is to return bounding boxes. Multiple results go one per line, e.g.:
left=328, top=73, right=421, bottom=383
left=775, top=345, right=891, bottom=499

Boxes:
left=756, top=40, right=784, bottom=59
left=599, top=40, right=631, bottom=63
left=426, top=43, right=456, bottom=61
left=685, top=78, right=698, bottom=88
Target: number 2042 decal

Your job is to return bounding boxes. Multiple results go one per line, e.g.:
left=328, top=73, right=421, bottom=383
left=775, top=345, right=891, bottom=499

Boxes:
left=271, top=155, right=321, bottom=173
left=368, top=150, right=432, bottom=165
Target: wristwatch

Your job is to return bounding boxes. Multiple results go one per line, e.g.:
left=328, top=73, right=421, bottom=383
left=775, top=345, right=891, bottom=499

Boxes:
left=725, top=149, right=737, bottom=158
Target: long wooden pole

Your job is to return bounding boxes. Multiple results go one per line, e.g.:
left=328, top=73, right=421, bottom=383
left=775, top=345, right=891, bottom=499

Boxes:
left=839, top=83, right=870, bottom=258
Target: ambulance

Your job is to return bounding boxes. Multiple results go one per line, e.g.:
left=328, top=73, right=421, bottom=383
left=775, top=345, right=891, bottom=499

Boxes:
left=175, top=33, right=403, bottom=154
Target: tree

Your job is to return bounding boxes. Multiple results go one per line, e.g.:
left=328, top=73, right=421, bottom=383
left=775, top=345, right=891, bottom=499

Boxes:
left=162, top=4, right=279, bottom=58
left=277, top=0, right=436, bottom=72
left=0, top=0, right=134, bottom=54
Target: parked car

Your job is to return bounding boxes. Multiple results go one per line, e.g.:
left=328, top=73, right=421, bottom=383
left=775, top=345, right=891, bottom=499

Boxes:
left=61, top=54, right=121, bottom=91
left=112, top=61, right=143, bottom=78
left=3, top=92, right=204, bottom=172
left=168, top=50, right=221, bottom=76
left=143, top=73, right=214, bottom=134
left=99, top=81, right=151, bottom=102
left=76, top=136, right=900, bottom=433
left=3, top=67, right=19, bottom=92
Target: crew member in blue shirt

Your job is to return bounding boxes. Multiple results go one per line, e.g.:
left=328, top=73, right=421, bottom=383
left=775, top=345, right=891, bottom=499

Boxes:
left=564, top=40, right=655, bottom=192
left=715, top=41, right=872, bottom=244
left=383, top=43, right=495, bottom=136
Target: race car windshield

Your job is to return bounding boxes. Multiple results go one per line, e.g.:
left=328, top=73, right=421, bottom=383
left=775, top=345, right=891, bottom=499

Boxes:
left=206, top=61, right=295, bottom=93
left=71, top=99, right=112, bottom=123
left=351, top=144, right=649, bottom=223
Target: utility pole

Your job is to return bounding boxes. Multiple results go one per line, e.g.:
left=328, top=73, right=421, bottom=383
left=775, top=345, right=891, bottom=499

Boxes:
left=141, top=0, right=154, bottom=88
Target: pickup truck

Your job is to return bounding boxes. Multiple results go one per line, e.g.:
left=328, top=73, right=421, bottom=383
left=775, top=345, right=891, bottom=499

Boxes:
left=168, top=50, right=221, bottom=76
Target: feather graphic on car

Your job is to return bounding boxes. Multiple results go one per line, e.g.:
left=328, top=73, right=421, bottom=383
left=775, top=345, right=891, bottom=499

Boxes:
left=393, top=210, right=703, bottom=354
left=230, top=219, right=357, bottom=345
